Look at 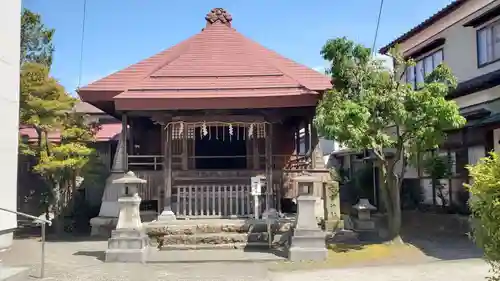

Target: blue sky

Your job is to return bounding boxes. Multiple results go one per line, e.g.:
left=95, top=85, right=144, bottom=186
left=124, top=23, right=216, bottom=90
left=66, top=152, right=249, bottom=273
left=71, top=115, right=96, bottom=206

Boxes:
left=23, top=0, right=454, bottom=94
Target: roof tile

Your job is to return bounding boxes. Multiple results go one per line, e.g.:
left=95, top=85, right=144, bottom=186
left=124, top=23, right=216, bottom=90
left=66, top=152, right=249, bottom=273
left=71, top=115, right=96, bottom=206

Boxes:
left=78, top=9, right=331, bottom=102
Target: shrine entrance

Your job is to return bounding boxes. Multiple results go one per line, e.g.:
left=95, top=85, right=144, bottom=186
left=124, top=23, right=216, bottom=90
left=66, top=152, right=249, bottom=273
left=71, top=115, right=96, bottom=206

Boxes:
left=194, top=126, right=247, bottom=170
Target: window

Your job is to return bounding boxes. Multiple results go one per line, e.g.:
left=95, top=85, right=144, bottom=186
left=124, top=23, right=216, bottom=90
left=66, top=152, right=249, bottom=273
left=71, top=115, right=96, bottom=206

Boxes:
left=405, top=49, right=444, bottom=89
left=477, top=20, right=500, bottom=66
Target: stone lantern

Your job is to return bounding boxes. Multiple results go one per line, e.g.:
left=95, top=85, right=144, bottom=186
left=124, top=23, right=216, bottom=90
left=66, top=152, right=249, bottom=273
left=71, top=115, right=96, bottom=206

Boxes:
left=105, top=171, right=149, bottom=263
left=352, top=198, right=377, bottom=231
left=288, top=173, right=327, bottom=262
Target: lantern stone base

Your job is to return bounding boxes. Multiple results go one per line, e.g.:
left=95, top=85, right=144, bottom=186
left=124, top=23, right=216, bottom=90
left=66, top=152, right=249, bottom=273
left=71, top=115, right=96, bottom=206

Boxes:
left=353, top=218, right=376, bottom=231
left=105, top=229, right=149, bottom=263
left=288, top=195, right=327, bottom=262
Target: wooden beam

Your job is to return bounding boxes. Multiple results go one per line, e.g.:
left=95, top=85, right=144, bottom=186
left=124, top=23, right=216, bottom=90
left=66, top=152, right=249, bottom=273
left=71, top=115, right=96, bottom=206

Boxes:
left=122, top=113, right=128, bottom=171
left=265, top=123, right=273, bottom=211
left=182, top=126, right=188, bottom=170
left=253, top=131, right=259, bottom=170
left=163, top=125, right=173, bottom=211
left=295, top=125, right=301, bottom=156
left=172, top=115, right=265, bottom=122
left=304, top=119, right=311, bottom=155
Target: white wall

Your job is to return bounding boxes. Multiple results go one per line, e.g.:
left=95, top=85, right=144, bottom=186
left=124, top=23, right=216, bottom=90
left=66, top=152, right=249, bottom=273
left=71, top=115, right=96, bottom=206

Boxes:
left=397, top=1, right=500, bottom=109
left=0, top=0, right=21, bottom=250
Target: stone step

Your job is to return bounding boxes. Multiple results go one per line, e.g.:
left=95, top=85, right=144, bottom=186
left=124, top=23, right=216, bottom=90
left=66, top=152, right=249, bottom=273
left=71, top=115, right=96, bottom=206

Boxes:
left=145, top=218, right=294, bottom=236
left=159, top=242, right=267, bottom=250
left=151, top=232, right=288, bottom=247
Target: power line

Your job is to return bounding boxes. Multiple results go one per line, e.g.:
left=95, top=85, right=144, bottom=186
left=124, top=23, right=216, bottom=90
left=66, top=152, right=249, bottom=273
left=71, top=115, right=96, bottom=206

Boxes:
left=77, top=0, right=87, bottom=89
left=371, top=0, right=385, bottom=55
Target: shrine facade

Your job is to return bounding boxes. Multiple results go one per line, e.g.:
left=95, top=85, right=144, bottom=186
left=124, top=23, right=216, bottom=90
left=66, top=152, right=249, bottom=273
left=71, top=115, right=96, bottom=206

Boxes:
left=78, top=8, right=332, bottom=220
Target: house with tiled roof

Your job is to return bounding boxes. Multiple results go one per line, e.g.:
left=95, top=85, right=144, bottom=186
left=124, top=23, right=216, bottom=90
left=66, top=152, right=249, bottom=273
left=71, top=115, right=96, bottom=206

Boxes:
left=379, top=0, right=500, bottom=207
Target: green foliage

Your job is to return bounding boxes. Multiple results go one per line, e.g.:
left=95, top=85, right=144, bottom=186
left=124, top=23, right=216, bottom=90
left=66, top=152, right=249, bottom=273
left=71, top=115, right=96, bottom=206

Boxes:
left=315, top=37, right=466, bottom=237
left=316, top=38, right=465, bottom=160
left=21, top=8, right=54, bottom=66
left=466, top=153, right=500, bottom=281
left=19, top=62, right=97, bottom=231
left=20, top=63, right=73, bottom=130
left=21, top=8, right=55, bottom=66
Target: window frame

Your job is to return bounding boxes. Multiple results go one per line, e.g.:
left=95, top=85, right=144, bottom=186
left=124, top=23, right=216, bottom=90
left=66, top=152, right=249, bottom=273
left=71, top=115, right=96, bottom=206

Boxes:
left=405, top=48, right=444, bottom=89
left=477, top=19, right=500, bottom=68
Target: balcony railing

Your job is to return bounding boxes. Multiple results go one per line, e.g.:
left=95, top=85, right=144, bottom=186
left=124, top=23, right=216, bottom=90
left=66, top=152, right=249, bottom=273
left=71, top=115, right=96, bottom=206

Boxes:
left=127, top=154, right=312, bottom=171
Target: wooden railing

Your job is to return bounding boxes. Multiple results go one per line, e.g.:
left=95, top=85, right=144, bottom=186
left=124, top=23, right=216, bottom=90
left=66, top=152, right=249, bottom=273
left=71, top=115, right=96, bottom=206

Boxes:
left=128, top=154, right=311, bottom=171
left=174, top=184, right=278, bottom=218
left=128, top=155, right=163, bottom=171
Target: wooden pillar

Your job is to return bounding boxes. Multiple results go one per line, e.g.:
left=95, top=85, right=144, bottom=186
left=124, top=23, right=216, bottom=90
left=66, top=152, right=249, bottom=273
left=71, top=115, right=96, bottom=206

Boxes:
left=311, top=120, right=318, bottom=169
left=253, top=130, right=259, bottom=170
left=121, top=113, right=128, bottom=171
left=182, top=125, right=188, bottom=170
left=304, top=119, right=311, bottom=156
left=265, top=123, right=273, bottom=210
left=295, top=124, right=301, bottom=156
left=128, top=118, right=134, bottom=155
left=158, top=124, right=176, bottom=220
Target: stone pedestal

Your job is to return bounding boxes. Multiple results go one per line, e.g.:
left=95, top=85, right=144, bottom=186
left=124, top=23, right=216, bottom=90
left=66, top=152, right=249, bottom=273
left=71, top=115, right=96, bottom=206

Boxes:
left=157, top=207, right=176, bottom=221
left=90, top=172, right=124, bottom=236
left=90, top=135, right=127, bottom=237
left=104, top=172, right=150, bottom=263
left=289, top=194, right=328, bottom=262
left=105, top=229, right=149, bottom=263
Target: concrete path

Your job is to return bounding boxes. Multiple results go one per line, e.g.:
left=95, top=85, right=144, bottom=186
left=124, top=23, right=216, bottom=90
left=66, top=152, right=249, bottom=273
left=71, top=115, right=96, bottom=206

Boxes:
left=269, top=259, right=489, bottom=281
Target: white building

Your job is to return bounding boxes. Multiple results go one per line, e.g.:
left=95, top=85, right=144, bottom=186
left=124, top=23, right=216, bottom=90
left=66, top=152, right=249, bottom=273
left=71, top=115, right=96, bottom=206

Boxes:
left=0, top=0, right=22, bottom=250
left=378, top=0, right=500, bottom=206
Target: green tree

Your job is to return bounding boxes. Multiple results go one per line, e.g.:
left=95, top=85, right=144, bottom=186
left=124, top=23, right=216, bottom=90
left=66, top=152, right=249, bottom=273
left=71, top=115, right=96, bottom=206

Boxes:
left=466, top=153, right=500, bottom=281
left=314, top=37, right=466, bottom=240
left=21, top=8, right=55, bottom=66
left=19, top=63, right=98, bottom=232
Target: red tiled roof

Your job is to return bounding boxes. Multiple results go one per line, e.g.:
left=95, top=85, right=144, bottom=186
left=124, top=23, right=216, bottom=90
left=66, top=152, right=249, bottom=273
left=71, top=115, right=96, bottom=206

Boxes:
left=78, top=8, right=331, bottom=110
left=19, top=123, right=122, bottom=143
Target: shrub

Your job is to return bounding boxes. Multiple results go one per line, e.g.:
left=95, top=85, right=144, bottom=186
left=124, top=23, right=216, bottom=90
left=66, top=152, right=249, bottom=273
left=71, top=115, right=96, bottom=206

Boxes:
left=466, top=152, right=500, bottom=281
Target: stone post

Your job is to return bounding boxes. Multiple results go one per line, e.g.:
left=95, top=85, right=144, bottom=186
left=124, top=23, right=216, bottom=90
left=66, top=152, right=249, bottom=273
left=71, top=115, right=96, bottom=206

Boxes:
left=105, top=171, right=149, bottom=263
left=90, top=119, right=128, bottom=236
left=288, top=173, right=327, bottom=262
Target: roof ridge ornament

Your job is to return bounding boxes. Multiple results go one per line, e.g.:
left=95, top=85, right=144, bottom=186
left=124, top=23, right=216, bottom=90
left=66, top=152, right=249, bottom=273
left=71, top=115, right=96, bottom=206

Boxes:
left=205, top=8, right=232, bottom=27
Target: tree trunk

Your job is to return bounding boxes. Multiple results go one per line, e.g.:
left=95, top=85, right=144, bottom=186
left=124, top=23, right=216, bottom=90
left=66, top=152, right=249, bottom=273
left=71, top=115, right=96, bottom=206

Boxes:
left=380, top=162, right=403, bottom=243
left=51, top=180, right=64, bottom=235
left=387, top=177, right=402, bottom=242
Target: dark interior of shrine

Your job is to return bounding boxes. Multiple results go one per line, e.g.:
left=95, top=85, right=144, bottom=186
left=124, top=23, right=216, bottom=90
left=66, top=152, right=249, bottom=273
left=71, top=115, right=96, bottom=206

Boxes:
left=194, top=126, right=247, bottom=169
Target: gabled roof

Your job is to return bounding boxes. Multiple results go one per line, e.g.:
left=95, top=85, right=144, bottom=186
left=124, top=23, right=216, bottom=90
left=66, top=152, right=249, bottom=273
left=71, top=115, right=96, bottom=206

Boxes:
left=379, top=0, right=468, bottom=54
left=78, top=8, right=331, bottom=111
